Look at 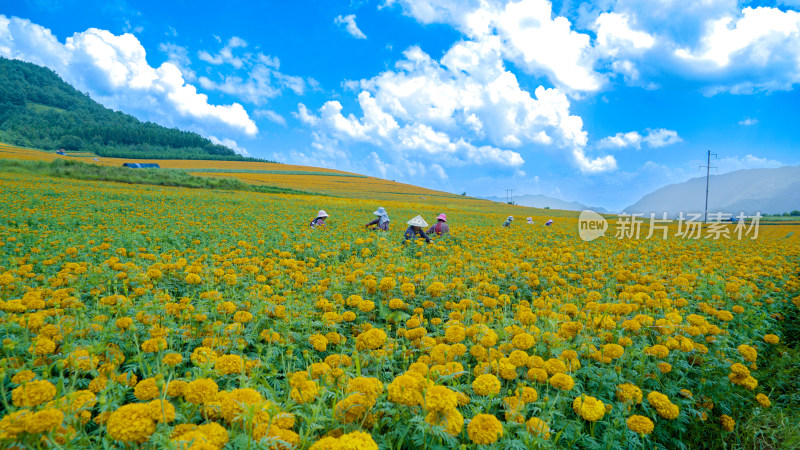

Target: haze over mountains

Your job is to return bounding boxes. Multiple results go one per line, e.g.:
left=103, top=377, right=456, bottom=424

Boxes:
left=624, top=166, right=800, bottom=217
left=485, top=166, right=799, bottom=216
left=484, top=194, right=609, bottom=213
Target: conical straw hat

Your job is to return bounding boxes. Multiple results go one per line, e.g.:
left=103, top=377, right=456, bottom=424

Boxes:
left=407, top=215, right=428, bottom=227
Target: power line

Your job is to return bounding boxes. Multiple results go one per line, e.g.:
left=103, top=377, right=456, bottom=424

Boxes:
left=700, top=150, right=718, bottom=223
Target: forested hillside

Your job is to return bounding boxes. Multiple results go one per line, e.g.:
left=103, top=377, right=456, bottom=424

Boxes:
left=0, top=57, right=263, bottom=161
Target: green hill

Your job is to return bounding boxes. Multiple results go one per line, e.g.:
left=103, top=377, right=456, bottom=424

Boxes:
left=0, top=57, right=265, bottom=161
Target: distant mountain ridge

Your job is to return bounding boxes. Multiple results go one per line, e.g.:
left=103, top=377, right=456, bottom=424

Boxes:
left=624, top=166, right=800, bottom=217
left=0, top=57, right=261, bottom=161
left=484, top=194, right=609, bottom=213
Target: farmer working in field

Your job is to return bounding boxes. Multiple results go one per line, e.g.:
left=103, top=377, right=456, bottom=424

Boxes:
left=403, top=215, right=431, bottom=243
left=310, top=210, right=329, bottom=228
left=426, top=213, right=449, bottom=237
left=365, top=207, right=390, bottom=231
left=503, top=216, right=514, bottom=227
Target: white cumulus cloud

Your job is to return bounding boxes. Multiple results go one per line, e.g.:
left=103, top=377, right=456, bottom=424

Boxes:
left=334, top=14, right=367, bottom=39
left=209, top=136, right=250, bottom=156
left=196, top=38, right=306, bottom=105
left=298, top=41, right=616, bottom=175
left=0, top=15, right=257, bottom=141
left=598, top=128, right=681, bottom=149
left=387, top=0, right=601, bottom=93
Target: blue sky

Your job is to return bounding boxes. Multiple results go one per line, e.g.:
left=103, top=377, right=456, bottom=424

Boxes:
left=2, top=0, right=800, bottom=211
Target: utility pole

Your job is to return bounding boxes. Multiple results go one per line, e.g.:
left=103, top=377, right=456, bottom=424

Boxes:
left=506, top=189, right=513, bottom=205
left=700, top=150, right=717, bottom=223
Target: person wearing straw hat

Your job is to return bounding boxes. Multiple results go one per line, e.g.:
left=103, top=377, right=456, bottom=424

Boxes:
left=503, top=216, right=514, bottom=227
left=310, top=210, right=329, bottom=228
left=545, top=219, right=554, bottom=226
left=426, top=213, right=450, bottom=237
left=403, top=215, right=431, bottom=243
left=365, top=206, right=390, bottom=231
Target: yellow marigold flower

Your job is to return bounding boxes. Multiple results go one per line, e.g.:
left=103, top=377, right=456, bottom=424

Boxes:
left=472, top=374, right=501, bottom=396
left=185, top=273, right=201, bottom=284
left=147, top=399, right=176, bottom=423
left=356, top=328, right=387, bottom=350
left=511, top=332, right=535, bottom=350
left=233, top=311, right=253, bottom=323
left=425, top=408, right=464, bottom=436
left=0, top=409, right=31, bottom=439
left=763, top=334, right=779, bottom=344
left=172, top=422, right=229, bottom=449
left=738, top=344, right=757, bottom=362
left=347, top=377, right=384, bottom=402
left=756, top=393, right=771, bottom=407
left=424, top=281, right=446, bottom=299
left=647, top=391, right=680, bottom=420
left=400, top=282, right=416, bottom=298
left=184, top=378, right=219, bottom=404
left=445, top=325, right=466, bottom=343
left=658, top=362, right=672, bottom=373
left=543, top=358, right=567, bottom=375
left=527, top=368, right=549, bottom=383
left=166, top=380, right=187, bottom=398
left=573, top=395, right=606, bottom=422
left=359, top=300, right=376, bottom=312
left=626, top=415, right=654, bottom=435
left=12, top=370, right=36, bottom=384
left=644, top=345, right=669, bottom=359
left=335, top=392, right=372, bottom=424
left=467, top=413, right=503, bottom=445
left=424, top=385, right=458, bottom=413
left=115, top=317, right=134, bottom=330
left=518, top=386, right=538, bottom=403
left=214, top=354, right=244, bottom=376
left=221, top=388, right=263, bottom=423
left=290, top=380, right=319, bottom=404
left=617, top=383, right=643, bottom=405
left=336, top=431, right=380, bottom=449
left=730, top=363, right=750, bottom=377
left=29, top=337, right=56, bottom=355
left=162, top=352, right=183, bottom=366
left=140, top=337, right=167, bottom=353
left=24, top=408, right=63, bottom=434
left=548, top=373, right=575, bottom=391
left=602, top=343, right=624, bottom=359
left=106, top=403, right=156, bottom=444
left=388, top=298, right=405, bottom=309
left=134, top=378, right=160, bottom=401
left=720, top=414, right=735, bottom=431
left=12, top=380, right=56, bottom=407
left=526, top=417, right=550, bottom=439
left=309, top=334, right=328, bottom=352
left=388, top=373, right=425, bottom=406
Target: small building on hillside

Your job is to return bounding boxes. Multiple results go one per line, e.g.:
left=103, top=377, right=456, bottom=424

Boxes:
left=122, top=163, right=160, bottom=169
left=56, top=149, right=66, bottom=155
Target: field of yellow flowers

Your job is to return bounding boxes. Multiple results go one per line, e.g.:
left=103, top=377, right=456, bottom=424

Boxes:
left=1, top=165, right=799, bottom=449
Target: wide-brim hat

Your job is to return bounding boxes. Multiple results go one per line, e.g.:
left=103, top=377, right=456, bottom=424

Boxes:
left=507, top=216, right=514, bottom=221
left=374, top=207, right=387, bottom=216
left=407, top=215, right=428, bottom=227
left=436, top=213, right=447, bottom=222
left=317, top=210, right=329, bottom=218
